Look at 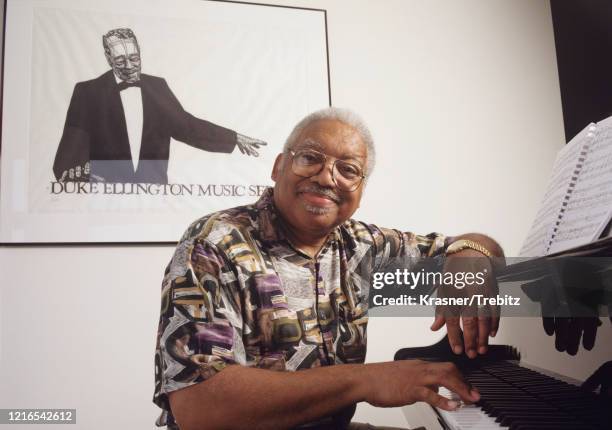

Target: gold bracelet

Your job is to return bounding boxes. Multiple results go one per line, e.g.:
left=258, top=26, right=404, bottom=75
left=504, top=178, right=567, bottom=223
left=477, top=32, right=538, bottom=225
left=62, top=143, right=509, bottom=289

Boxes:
left=446, top=239, right=493, bottom=258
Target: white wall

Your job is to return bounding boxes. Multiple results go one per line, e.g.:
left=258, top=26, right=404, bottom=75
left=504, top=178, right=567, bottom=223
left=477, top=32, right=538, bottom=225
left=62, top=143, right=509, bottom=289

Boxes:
left=0, top=1, right=581, bottom=428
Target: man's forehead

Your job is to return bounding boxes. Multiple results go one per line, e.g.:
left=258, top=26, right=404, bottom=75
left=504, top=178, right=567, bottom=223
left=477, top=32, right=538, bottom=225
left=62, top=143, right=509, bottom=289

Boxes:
left=107, top=37, right=139, bottom=56
left=296, top=119, right=367, bottom=159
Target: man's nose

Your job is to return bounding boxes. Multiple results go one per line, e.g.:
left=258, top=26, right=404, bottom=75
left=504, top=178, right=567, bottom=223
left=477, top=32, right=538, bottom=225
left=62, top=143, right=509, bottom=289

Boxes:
left=310, top=161, right=336, bottom=188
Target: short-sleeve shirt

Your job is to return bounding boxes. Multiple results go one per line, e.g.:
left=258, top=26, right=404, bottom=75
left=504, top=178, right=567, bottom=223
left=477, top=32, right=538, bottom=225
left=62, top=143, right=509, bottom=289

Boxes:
left=153, top=187, right=446, bottom=428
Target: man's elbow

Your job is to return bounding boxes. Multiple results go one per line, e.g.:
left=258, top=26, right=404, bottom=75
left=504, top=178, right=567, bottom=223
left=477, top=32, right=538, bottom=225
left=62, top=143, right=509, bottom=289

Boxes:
left=168, top=380, right=226, bottom=430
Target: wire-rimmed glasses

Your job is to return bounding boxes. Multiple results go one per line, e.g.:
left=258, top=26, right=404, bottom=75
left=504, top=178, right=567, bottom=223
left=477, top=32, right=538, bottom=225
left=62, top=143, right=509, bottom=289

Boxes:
left=289, top=148, right=366, bottom=192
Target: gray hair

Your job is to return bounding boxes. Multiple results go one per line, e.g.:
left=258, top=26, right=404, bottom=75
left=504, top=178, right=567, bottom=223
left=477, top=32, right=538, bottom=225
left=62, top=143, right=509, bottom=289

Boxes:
left=103, top=28, right=139, bottom=56
left=283, top=107, right=376, bottom=177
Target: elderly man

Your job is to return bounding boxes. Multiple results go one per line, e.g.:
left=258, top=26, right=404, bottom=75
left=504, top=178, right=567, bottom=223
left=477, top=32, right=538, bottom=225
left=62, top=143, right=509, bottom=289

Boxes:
left=153, top=108, right=503, bottom=429
left=53, top=28, right=265, bottom=184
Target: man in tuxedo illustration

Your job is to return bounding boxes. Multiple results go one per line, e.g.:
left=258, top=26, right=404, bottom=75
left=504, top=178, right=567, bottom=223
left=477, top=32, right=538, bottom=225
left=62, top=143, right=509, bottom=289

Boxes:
left=53, top=28, right=266, bottom=184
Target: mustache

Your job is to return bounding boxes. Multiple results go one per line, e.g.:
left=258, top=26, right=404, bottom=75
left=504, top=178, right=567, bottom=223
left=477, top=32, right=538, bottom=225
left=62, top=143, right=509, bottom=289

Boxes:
left=297, top=184, right=341, bottom=203
left=117, top=66, right=140, bottom=73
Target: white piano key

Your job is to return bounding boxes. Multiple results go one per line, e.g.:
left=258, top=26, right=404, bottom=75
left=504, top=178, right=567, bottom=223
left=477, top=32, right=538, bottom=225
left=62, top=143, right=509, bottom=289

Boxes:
left=436, top=387, right=509, bottom=430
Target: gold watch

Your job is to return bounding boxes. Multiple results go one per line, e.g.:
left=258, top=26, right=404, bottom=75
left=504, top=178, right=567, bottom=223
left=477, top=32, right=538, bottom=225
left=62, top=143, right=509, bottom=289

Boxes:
left=446, top=239, right=493, bottom=258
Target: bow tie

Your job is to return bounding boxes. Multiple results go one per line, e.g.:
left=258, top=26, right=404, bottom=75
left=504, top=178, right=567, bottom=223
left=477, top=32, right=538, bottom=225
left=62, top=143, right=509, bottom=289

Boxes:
left=117, top=81, right=141, bottom=91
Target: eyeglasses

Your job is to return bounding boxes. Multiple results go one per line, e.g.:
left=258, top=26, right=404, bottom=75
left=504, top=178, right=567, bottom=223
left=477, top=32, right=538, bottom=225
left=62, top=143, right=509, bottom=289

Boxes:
left=289, top=148, right=366, bottom=192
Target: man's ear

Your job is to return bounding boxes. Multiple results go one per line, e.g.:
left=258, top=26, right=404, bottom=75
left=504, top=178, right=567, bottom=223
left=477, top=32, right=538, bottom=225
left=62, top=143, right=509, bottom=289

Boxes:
left=105, top=53, right=113, bottom=68
left=271, top=153, right=284, bottom=182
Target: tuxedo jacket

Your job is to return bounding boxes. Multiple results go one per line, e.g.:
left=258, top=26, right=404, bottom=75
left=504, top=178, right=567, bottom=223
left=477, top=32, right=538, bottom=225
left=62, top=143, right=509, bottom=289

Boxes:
left=53, top=70, right=238, bottom=183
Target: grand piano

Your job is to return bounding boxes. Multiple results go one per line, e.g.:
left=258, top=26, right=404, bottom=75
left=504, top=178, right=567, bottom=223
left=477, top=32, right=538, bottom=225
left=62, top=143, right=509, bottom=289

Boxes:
left=396, top=238, right=612, bottom=430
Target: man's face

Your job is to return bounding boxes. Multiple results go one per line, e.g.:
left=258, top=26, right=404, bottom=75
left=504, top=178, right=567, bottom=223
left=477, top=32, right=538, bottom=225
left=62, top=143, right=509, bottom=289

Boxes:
left=272, top=119, right=368, bottom=236
left=105, top=37, right=141, bottom=83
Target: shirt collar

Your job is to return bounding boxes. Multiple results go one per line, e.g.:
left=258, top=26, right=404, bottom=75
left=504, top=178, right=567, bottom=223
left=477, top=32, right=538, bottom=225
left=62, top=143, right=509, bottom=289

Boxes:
left=254, top=187, right=286, bottom=244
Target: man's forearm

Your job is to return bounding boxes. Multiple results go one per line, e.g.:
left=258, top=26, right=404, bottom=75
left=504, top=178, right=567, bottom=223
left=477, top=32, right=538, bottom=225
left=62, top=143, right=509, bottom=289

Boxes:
left=169, top=363, right=366, bottom=430
left=169, top=359, right=480, bottom=430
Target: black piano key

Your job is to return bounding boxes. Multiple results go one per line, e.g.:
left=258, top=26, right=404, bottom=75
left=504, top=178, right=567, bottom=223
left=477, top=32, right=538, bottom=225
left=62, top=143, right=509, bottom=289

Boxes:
left=485, top=407, right=558, bottom=419
left=511, top=421, right=597, bottom=430
left=481, top=401, right=556, bottom=410
left=499, top=412, right=579, bottom=426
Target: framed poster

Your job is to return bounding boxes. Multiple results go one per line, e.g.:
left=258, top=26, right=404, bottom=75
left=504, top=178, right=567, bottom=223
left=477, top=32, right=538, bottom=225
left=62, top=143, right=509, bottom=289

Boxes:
left=0, top=0, right=330, bottom=243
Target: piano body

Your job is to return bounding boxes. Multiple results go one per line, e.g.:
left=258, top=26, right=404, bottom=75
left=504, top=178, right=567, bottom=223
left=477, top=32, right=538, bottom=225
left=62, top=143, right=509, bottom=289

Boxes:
left=395, top=239, right=612, bottom=430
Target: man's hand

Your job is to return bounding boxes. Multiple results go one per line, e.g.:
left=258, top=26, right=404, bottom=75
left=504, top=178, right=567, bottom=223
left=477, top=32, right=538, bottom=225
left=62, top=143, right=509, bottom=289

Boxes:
left=363, top=360, right=480, bottom=411
left=57, top=161, right=106, bottom=182
left=58, top=161, right=90, bottom=182
left=431, top=248, right=501, bottom=358
left=237, top=133, right=267, bottom=157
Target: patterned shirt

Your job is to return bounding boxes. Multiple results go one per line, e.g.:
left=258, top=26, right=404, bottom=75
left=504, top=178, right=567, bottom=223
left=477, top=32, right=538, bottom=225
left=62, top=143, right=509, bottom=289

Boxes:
left=153, top=187, right=446, bottom=428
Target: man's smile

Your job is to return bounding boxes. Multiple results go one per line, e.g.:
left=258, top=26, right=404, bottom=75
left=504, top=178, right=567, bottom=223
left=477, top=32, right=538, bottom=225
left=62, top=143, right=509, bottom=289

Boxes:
left=299, top=191, right=337, bottom=206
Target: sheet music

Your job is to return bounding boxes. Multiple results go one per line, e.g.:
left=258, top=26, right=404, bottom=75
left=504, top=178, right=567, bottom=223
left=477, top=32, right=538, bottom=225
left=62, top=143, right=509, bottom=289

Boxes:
left=548, top=117, right=612, bottom=254
left=519, top=124, right=594, bottom=257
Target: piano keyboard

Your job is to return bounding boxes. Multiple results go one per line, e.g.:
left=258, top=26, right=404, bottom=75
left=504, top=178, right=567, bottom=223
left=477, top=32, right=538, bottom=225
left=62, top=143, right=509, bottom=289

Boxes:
left=435, top=360, right=607, bottom=430
left=395, top=336, right=609, bottom=430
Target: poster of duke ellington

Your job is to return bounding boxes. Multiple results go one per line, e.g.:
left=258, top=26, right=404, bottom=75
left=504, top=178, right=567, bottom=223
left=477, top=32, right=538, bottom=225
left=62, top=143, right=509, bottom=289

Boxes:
left=0, top=0, right=330, bottom=243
